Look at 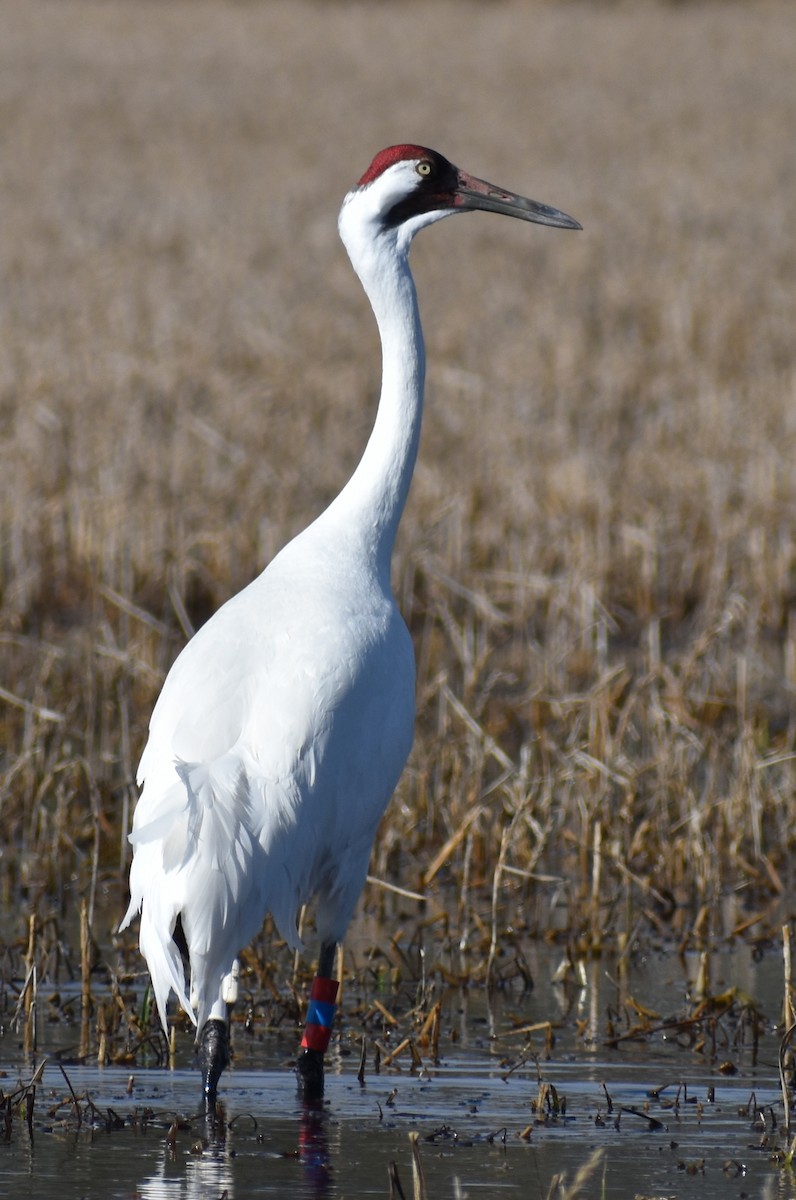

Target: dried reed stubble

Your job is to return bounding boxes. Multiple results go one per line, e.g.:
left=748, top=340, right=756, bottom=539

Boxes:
left=0, top=0, right=795, bottom=972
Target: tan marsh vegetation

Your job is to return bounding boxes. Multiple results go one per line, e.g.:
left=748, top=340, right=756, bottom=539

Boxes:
left=0, top=1, right=795, bottom=997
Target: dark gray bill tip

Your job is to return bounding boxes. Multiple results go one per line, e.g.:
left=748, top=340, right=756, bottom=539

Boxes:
left=455, top=176, right=581, bottom=231
left=525, top=200, right=582, bottom=231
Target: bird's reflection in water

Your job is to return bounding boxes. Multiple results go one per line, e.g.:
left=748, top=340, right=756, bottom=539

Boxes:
left=297, top=1100, right=333, bottom=1193
left=135, top=1098, right=333, bottom=1199
left=135, top=1107, right=233, bottom=1200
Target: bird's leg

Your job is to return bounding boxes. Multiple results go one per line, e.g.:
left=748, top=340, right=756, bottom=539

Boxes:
left=198, top=960, right=239, bottom=1113
left=199, top=1018, right=229, bottom=1112
left=296, top=941, right=339, bottom=1102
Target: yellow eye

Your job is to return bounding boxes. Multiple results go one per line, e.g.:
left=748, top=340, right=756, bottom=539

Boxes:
left=416, top=161, right=432, bottom=177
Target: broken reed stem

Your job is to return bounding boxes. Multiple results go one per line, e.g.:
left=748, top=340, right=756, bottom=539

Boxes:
left=409, top=1131, right=427, bottom=1200
left=118, top=671, right=133, bottom=876
left=783, top=924, right=795, bottom=1029
left=388, top=1160, right=408, bottom=1200
left=779, top=1021, right=795, bottom=1145
left=80, top=900, right=91, bottom=1059
left=23, top=913, right=36, bottom=1057
left=590, top=819, right=603, bottom=948
left=781, top=925, right=795, bottom=1144
left=357, top=1035, right=367, bottom=1085
left=58, top=1063, right=82, bottom=1129
left=417, top=1001, right=441, bottom=1062
left=695, top=948, right=711, bottom=1000
left=97, top=1002, right=107, bottom=1066
left=422, top=807, right=482, bottom=889
left=458, top=828, right=473, bottom=951
left=336, top=943, right=344, bottom=1011
left=366, top=875, right=428, bottom=904
left=486, top=826, right=509, bottom=988
left=292, top=906, right=307, bottom=987
left=87, top=772, right=102, bottom=928
left=380, top=1036, right=422, bottom=1070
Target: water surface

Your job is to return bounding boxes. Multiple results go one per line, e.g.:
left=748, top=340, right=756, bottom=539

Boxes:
left=1, top=939, right=792, bottom=1198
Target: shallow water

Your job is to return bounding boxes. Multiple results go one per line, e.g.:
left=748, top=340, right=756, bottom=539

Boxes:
left=0, top=1063, right=785, bottom=1200
left=1, top=939, right=793, bottom=1198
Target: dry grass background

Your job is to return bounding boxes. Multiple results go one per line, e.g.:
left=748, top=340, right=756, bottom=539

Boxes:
left=1, top=0, right=795, bottom=976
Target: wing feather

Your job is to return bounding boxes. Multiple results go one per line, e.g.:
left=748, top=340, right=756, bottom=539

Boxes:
left=122, top=549, right=416, bottom=1033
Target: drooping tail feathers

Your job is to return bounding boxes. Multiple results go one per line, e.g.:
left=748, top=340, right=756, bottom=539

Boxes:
left=120, top=755, right=304, bottom=1033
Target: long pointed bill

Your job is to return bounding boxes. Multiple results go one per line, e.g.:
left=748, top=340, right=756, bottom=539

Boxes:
left=454, top=169, right=581, bottom=230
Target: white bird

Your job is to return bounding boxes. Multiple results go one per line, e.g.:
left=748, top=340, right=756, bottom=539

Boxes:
left=120, top=144, right=579, bottom=1109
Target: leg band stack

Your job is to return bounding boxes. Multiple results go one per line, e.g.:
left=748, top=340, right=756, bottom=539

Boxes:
left=300, top=977, right=339, bottom=1053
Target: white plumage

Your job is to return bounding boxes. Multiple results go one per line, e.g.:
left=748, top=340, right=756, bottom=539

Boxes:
left=123, top=533, right=414, bottom=1031
left=120, top=144, right=579, bottom=1104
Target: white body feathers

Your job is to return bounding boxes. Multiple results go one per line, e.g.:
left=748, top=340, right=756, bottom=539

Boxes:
left=120, top=145, right=579, bottom=1042
left=121, top=159, right=427, bottom=1035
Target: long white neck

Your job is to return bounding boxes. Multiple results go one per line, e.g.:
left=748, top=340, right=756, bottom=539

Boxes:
left=322, top=213, right=425, bottom=580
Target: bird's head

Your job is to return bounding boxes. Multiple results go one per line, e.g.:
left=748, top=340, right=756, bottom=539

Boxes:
left=338, top=144, right=581, bottom=256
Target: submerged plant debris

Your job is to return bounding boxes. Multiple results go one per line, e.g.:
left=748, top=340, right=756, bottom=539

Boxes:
left=0, top=944, right=792, bottom=1199
left=0, top=904, right=795, bottom=1195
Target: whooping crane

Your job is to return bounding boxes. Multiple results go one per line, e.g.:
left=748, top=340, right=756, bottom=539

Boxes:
left=120, top=144, right=580, bottom=1109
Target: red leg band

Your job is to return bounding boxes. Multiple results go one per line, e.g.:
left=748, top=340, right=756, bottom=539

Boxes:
left=301, top=976, right=339, bottom=1052
left=310, top=977, right=339, bottom=1004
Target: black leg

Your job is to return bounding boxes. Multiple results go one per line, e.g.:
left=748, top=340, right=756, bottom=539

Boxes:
left=296, top=1045, right=326, bottom=1103
left=296, top=941, right=338, bottom=1103
left=318, top=941, right=337, bottom=979
left=198, top=1017, right=230, bottom=1112
left=173, top=916, right=189, bottom=963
